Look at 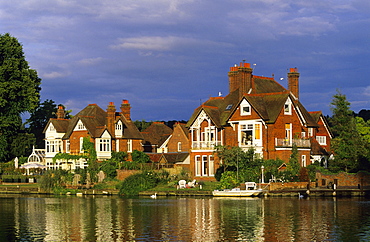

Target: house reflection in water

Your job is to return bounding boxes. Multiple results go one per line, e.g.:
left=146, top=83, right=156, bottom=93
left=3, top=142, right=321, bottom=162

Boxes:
left=8, top=196, right=367, bottom=241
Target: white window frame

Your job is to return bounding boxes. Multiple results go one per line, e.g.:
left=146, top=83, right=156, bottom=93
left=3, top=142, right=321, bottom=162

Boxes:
left=202, top=155, right=208, bottom=176
left=66, top=140, right=70, bottom=153
left=98, top=139, right=111, bottom=152
left=308, top=128, right=313, bottom=137
left=195, top=155, right=201, bottom=176
left=127, top=139, right=132, bottom=153
left=209, top=156, right=214, bottom=176
left=80, top=137, right=84, bottom=153
left=116, top=139, right=120, bottom=152
left=302, top=155, right=307, bottom=167
left=177, top=142, right=182, bottom=152
left=284, top=99, right=292, bottom=115
left=240, top=104, right=251, bottom=116
left=316, top=136, right=327, bottom=145
left=240, top=124, right=254, bottom=145
left=285, top=123, right=292, bottom=141
left=115, top=121, right=123, bottom=137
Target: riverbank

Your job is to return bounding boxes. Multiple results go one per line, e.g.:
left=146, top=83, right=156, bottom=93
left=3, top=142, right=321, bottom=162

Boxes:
left=1, top=183, right=370, bottom=198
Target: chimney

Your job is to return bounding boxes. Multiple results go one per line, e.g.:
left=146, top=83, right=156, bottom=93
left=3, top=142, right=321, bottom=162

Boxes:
left=288, top=67, right=300, bottom=100
left=228, top=62, right=253, bottom=97
left=56, top=105, right=65, bottom=119
left=107, top=102, right=116, bottom=134
left=238, top=62, right=253, bottom=97
left=228, top=65, right=239, bottom=93
left=120, top=100, right=131, bottom=120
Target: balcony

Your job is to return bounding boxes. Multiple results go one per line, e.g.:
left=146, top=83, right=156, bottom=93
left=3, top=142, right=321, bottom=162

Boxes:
left=275, top=138, right=310, bottom=148
left=192, top=141, right=222, bottom=150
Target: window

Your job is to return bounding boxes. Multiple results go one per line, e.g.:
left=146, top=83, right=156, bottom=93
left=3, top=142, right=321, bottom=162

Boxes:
left=116, top=139, right=120, bottom=152
left=177, top=142, right=182, bottom=152
left=316, top=136, right=326, bottom=145
left=127, top=139, right=132, bottom=153
left=255, top=123, right=261, bottom=140
left=226, top=104, right=233, bottom=110
left=284, top=99, right=292, bottom=115
left=202, top=155, right=208, bottom=176
left=308, top=128, right=313, bottom=137
left=302, top=155, right=306, bottom=167
left=241, top=124, right=253, bottom=145
left=46, top=140, right=62, bottom=153
left=240, top=104, right=251, bottom=116
left=49, top=125, right=55, bottom=132
left=66, top=140, right=70, bottom=153
left=202, top=126, right=215, bottom=141
left=80, top=137, right=84, bottom=153
left=209, top=156, right=214, bottom=176
left=115, top=122, right=122, bottom=130
left=98, top=139, right=111, bottom=152
left=301, top=132, right=306, bottom=138
left=285, top=123, right=292, bottom=140
left=195, top=156, right=201, bottom=176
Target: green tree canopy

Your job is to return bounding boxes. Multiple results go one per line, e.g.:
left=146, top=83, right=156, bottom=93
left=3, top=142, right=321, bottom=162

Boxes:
left=329, top=90, right=367, bottom=172
left=0, top=33, right=41, bottom=161
left=26, top=99, right=71, bottom=148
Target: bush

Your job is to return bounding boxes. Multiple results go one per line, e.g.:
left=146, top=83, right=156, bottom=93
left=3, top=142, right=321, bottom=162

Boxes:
left=218, top=171, right=239, bottom=190
left=118, top=171, right=159, bottom=196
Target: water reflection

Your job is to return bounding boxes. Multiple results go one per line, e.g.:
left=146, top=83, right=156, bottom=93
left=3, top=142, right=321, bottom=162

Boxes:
left=1, top=195, right=370, bottom=241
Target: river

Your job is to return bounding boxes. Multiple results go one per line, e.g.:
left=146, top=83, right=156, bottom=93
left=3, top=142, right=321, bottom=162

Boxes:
left=0, top=194, right=369, bottom=241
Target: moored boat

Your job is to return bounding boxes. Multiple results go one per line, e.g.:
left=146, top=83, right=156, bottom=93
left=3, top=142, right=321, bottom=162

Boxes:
left=212, top=182, right=263, bottom=197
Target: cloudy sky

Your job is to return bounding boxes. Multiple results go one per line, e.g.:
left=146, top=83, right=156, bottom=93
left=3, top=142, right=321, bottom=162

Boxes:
left=1, top=0, right=369, bottom=121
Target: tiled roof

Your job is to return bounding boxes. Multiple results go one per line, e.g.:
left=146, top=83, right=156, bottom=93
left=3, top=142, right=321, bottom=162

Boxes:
left=141, top=122, right=173, bottom=146
left=187, top=75, right=319, bottom=127
left=148, top=152, right=189, bottom=163
left=310, top=138, right=329, bottom=156
left=43, top=119, right=69, bottom=133
left=61, top=103, right=143, bottom=140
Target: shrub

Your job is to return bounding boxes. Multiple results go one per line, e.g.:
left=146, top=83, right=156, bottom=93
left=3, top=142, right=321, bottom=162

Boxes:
left=118, top=171, right=159, bottom=196
left=218, top=171, right=239, bottom=190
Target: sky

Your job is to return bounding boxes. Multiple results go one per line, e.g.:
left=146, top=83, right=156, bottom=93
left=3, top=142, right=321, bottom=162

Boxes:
left=1, top=0, right=369, bottom=121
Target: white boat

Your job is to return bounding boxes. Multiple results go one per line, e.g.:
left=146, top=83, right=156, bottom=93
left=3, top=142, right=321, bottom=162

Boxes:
left=212, top=182, right=263, bottom=197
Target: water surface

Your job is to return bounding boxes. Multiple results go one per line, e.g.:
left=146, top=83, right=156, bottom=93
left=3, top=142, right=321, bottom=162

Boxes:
left=0, top=195, right=369, bottom=241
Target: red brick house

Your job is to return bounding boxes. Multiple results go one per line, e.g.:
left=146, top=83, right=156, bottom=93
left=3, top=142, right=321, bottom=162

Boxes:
left=186, top=62, right=332, bottom=180
left=43, top=100, right=143, bottom=169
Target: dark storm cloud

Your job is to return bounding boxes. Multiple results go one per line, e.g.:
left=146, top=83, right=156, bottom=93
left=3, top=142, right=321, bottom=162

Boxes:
left=0, top=0, right=369, bottom=120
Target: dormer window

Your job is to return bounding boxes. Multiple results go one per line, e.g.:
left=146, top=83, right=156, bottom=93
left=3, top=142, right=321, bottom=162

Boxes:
left=115, top=120, right=123, bottom=137
left=116, top=122, right=122, bottom=130
left=284, top=99, right=292, bottom=115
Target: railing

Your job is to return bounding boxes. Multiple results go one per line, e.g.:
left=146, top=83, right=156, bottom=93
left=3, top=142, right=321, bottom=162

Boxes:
left=275, top=138, right=310, bottom=148
left=192, top=141, right=222, bottom=150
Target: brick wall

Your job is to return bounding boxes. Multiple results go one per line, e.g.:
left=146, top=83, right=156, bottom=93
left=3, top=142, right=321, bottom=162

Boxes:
left=116, top=170, right=140, bottom=181
left=268, top=182, right=315, bottom=191
left=316, top=171, right=370, bottom=187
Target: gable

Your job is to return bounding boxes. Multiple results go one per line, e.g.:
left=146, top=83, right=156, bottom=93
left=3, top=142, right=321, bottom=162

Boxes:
left=190, top=110, right=216, bottom=129
left=74, top=119, right=86, bottom=131
left=100, top=130, right=111, bottom=139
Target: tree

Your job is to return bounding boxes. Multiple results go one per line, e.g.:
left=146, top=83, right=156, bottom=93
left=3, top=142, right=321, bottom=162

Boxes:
left=134, top=120, right=152, bottom=131
left=131, top=150, right=151, bottom=163
left=26, top=99, right=71, bottom=148
left=214, top=145, right=263, bottom=183
left=284, top=144, right=300, bottom=181
left=329, top=90, right=366, bottom=172
left=0, top=33, right=41, bottom=161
